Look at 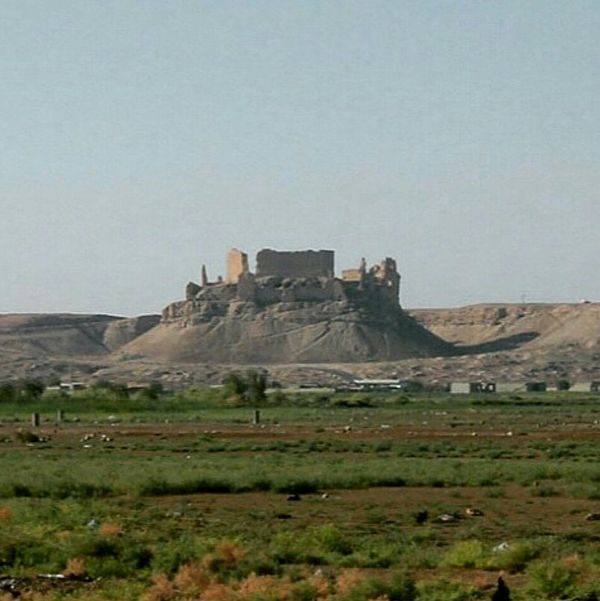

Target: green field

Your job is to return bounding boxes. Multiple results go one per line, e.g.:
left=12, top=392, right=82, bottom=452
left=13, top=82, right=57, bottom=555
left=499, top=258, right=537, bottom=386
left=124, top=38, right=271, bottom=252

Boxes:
left=2, top=389, right=600, bottom=600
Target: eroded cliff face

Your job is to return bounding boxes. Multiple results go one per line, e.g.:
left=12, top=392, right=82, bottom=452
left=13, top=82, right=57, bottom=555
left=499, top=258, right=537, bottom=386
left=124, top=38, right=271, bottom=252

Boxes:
left=410, top=302, right=600, bottom=352
left=121, top=294, right=451, bottom=364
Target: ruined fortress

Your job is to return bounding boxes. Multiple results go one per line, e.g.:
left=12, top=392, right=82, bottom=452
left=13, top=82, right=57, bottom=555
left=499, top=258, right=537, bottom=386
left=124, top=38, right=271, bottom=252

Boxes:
left=163, top=248, right=401, bottom=321
left=135, top=248, right=449, bottom=363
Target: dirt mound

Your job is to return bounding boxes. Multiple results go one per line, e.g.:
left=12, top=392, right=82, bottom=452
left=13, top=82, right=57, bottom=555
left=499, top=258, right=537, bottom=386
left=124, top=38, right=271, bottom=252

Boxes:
left=120, top=301, right=452, bottom=364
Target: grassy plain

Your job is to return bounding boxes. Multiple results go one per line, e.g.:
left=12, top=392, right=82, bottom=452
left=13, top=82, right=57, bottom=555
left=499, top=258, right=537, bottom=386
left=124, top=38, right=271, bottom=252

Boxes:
left=2, top=390, right=600, bottom=600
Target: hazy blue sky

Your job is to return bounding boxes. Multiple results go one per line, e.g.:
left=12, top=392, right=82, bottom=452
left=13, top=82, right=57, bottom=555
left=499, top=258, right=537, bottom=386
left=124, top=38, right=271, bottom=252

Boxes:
left=1, top=1, right=599, bottom=315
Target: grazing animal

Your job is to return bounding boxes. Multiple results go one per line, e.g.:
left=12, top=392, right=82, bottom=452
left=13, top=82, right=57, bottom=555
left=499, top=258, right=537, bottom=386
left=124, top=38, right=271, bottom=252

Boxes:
left=465, top=507, right=484, bottom=517
left=286, top=494, right=301, bottom=501
left=414, top=510, right=429, bottom=525
left=491, top=576, right=510, bottom=601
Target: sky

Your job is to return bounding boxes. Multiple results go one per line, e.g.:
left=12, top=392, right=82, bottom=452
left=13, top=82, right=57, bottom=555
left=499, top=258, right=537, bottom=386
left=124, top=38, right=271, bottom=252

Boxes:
left=1, top=1, right=599, bottom=316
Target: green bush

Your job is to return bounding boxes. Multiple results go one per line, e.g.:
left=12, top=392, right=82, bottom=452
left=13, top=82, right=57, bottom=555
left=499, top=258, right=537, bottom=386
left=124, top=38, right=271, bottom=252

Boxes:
left=340, top=572, right=416, bottom=601
left=492, top=541, right=540, bottom=572
left=441, top=540, right=488, bottom=569
left=0, top=382, right=16, bottom=403
left=222, top=371, right=267, bottom=405
left=527, top=560, right=578, bottom=598
left=416, top=579, right=478, bottom=601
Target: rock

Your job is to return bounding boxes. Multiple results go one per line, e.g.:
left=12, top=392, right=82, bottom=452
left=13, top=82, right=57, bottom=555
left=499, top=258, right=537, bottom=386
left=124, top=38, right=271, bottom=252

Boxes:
left=434, top=513, right=458, bottom=523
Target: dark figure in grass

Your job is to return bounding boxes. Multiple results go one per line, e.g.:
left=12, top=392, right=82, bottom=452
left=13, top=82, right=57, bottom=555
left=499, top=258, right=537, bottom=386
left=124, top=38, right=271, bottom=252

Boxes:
left=492, top=577, right=510, bottom=601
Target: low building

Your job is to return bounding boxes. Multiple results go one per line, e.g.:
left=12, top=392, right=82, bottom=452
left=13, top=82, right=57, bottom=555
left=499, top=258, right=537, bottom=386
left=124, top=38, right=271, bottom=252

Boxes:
left=450, top=382, right=480, bottom=394
left=570, top=382, right=600, bottom=392
left=352, top=379, right=405, bottom=391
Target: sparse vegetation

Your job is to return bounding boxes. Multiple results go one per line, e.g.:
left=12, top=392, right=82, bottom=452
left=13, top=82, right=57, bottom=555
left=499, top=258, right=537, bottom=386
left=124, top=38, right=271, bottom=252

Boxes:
left=1, top=389, right=600, bottom=599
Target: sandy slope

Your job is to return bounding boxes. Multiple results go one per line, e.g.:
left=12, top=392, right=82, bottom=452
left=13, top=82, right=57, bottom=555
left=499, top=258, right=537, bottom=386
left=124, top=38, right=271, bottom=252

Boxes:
left=119, top=302, right=451, bottom=363
left=409, top=302, right=600, bottom=352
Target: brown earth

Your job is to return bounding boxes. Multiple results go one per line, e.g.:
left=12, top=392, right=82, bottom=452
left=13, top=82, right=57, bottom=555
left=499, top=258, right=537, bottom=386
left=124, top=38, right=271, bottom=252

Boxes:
left=118, top=301, right=451, bottom=364
left=0, top=303, right=599, bottom=387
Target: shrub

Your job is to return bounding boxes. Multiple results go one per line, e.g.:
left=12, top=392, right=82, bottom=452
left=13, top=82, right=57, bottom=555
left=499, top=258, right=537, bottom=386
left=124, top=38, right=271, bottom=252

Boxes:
left=441, top=540, right=488, bottom=569
left=0, top=382, right=16, bottom=403
left=41, top=388, right=68, bottom=402
left=492, top=541, right=540, bottom=572
left=416, top=579, right=478, bottom=601
left=527, top=559, right=578, bottom=598
left=63, top=556, right=87, bottom=578
left=99, top=522, right=124, bottom=537
left=336, top=569, right=416, bottom=601
left=222, top=371, right=267, bottom=405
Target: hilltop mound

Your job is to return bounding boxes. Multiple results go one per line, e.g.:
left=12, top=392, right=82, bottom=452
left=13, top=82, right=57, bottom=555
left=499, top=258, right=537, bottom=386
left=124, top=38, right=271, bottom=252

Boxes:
left=120, top=299, right=451, bottom=363
left=118, top=248, right=452, bottom=364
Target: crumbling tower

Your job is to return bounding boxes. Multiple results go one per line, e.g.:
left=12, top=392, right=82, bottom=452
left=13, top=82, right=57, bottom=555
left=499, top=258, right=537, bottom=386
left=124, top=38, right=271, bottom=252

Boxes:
left=226, top=249, right=249, bottom=284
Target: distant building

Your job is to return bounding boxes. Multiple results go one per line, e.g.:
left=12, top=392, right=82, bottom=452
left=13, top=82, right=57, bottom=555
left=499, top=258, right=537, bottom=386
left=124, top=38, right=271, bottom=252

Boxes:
left=450, top=382, right=496, bottom=394
left=495, top=381, right=547, bottom=393
left=495, top=382, right=527, bottom=393
left=45, top=382, right=86, bottom=395
left=570, top=382, right=600, bottom=392
left=353, top=379, right=405, bottom=391
left=450, top=382, right=479, bottom=394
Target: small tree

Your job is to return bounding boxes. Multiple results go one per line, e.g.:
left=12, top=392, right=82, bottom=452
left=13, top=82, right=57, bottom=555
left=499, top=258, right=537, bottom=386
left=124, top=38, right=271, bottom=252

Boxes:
left=0, top=382, right=16, bottom=403
left=245, top=371, right=267, bottom=404
left=17, top=379, right=44, bottom=402
left=222, top=372, right=267, bottom=405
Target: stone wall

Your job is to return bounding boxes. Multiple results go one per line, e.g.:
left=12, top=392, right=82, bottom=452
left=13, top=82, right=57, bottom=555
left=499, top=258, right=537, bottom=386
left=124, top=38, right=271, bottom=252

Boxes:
left=256, top=249, right=334, bottom=279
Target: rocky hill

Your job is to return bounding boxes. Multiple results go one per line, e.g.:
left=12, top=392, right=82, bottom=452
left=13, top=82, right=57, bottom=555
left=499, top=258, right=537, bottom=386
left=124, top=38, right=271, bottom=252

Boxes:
left=119, top=299, right=451, bottom=364
left=1, top=244, right=599, bottom=387
left=117, top=248, right=452, bottom=363
left=0, top=302, right=599, bottom=387
left=410, top=302, right=600, bottom=354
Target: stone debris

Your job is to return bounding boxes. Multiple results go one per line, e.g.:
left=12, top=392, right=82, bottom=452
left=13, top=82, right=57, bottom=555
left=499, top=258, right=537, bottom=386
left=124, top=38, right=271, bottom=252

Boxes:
left=434, top=513, right=458, bottom=523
